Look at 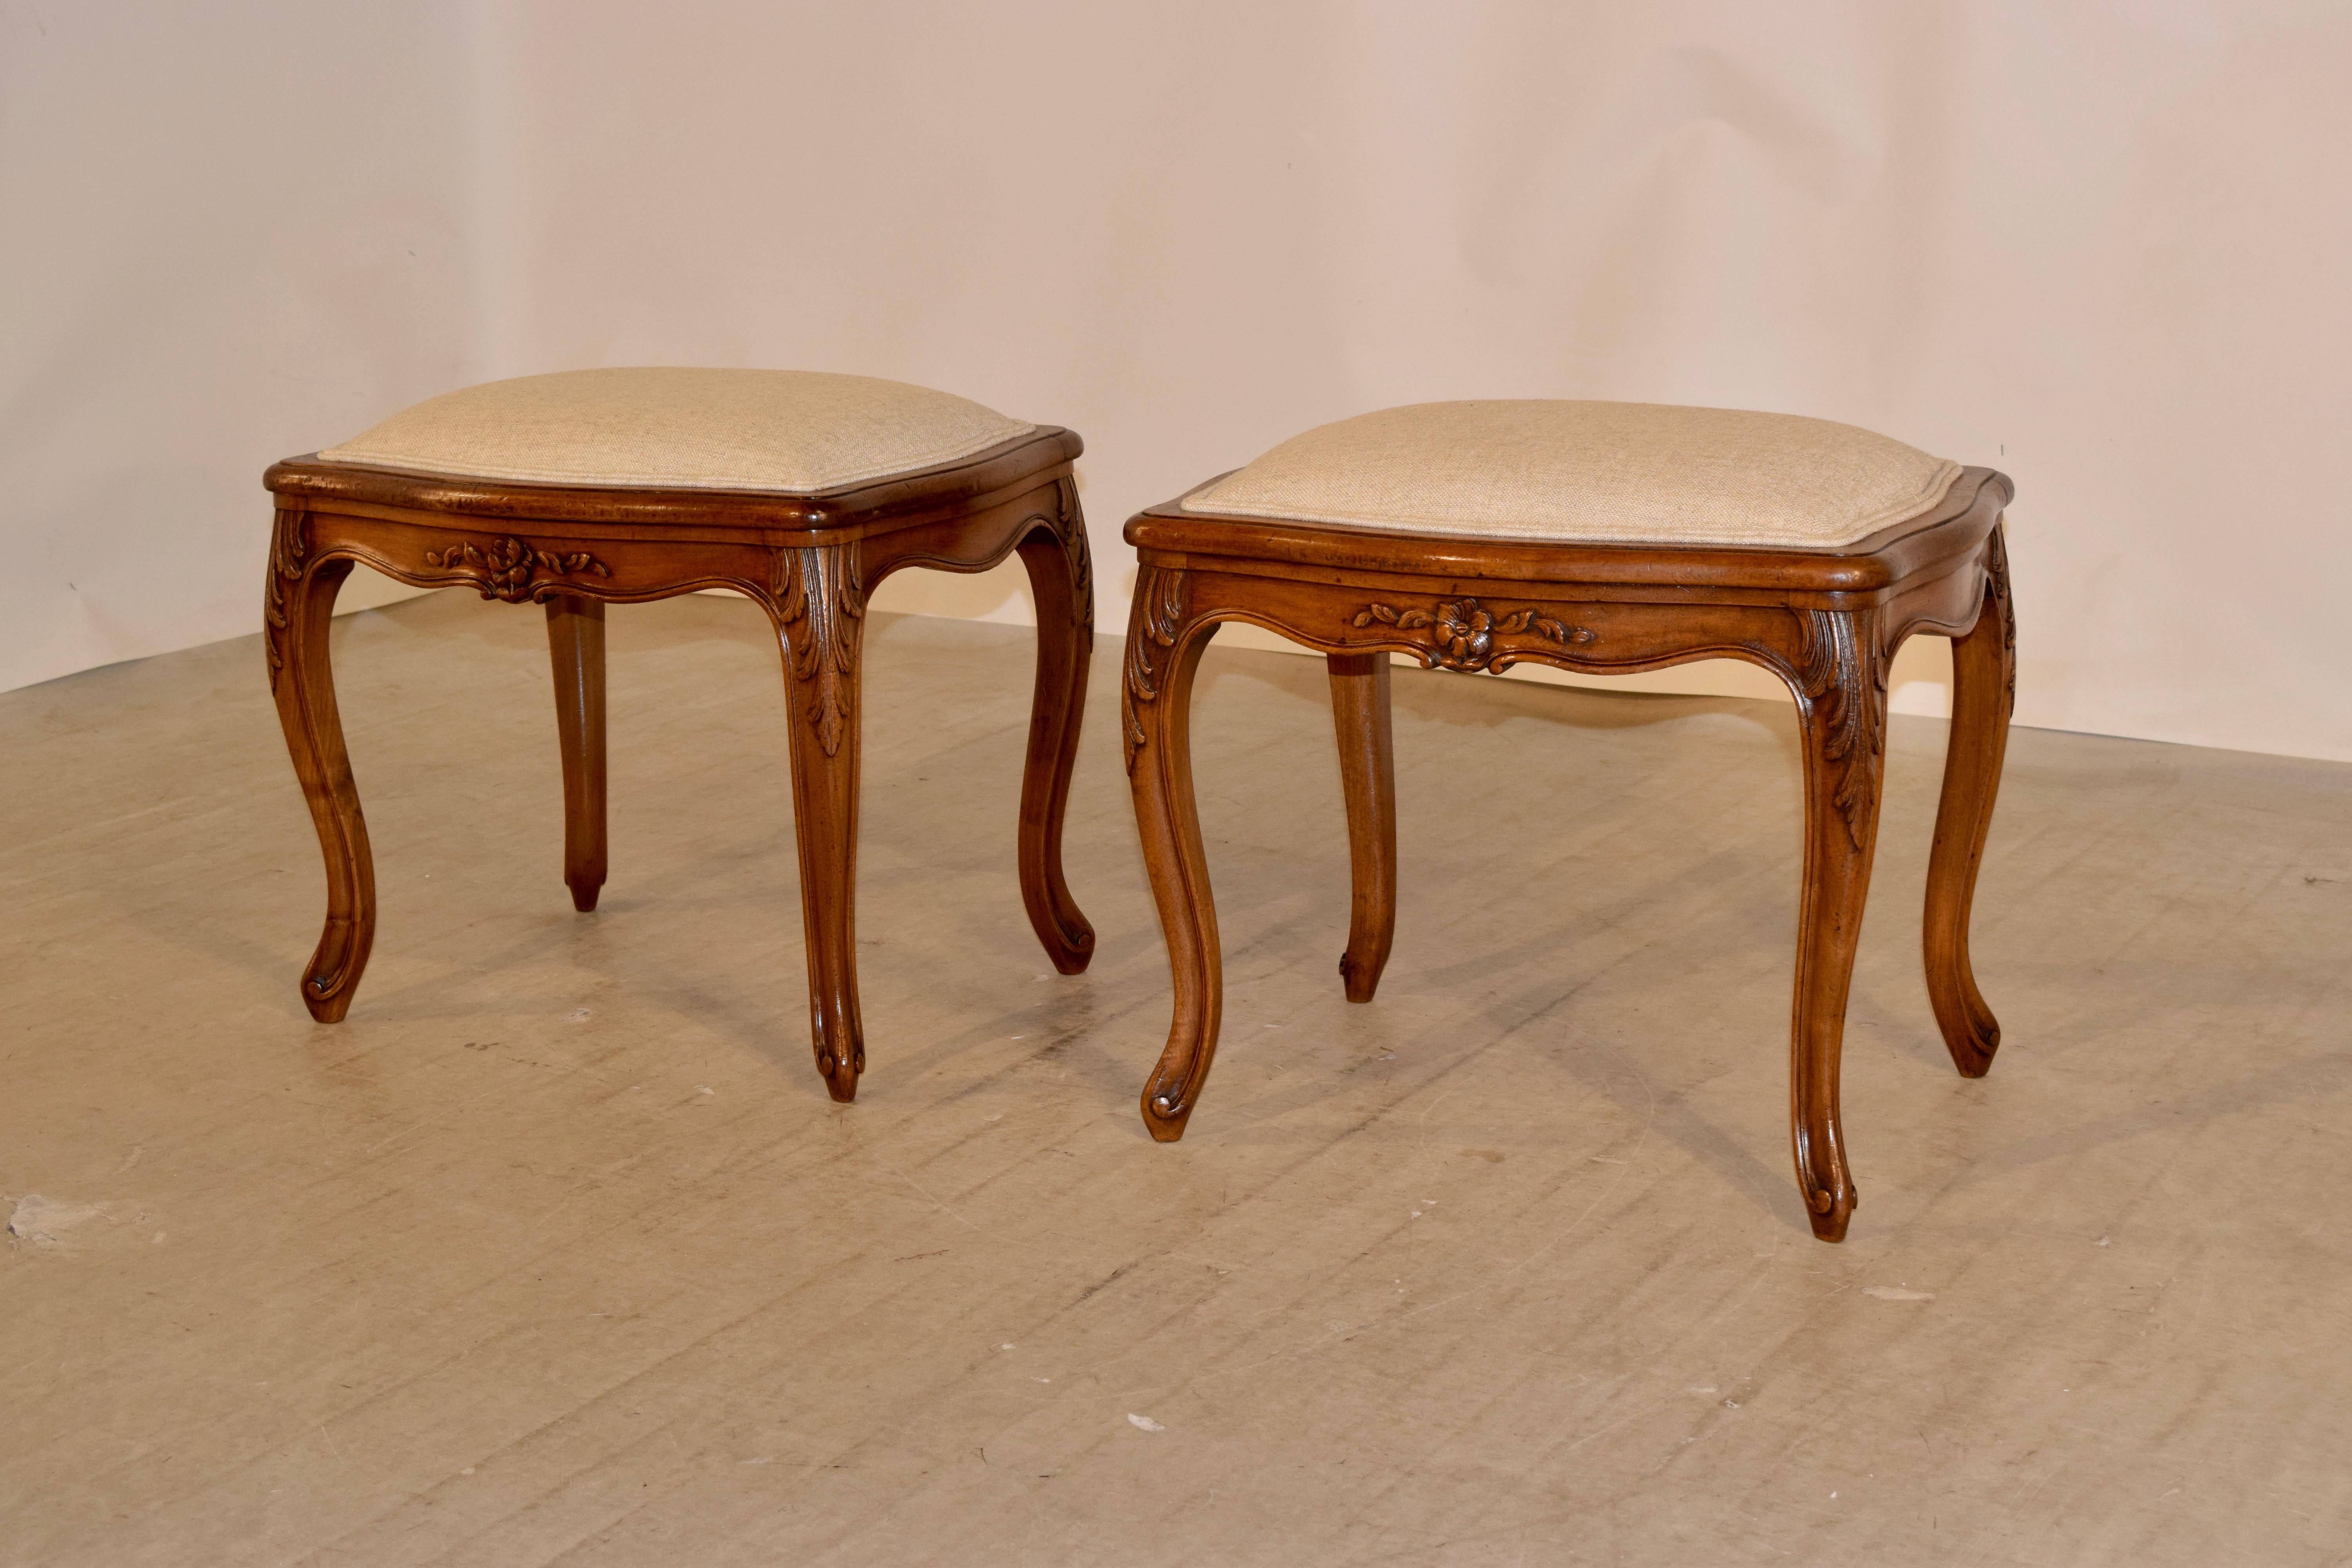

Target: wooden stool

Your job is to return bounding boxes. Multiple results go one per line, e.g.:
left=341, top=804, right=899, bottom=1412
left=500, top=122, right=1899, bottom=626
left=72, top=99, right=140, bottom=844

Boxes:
left=265, top=368, right=1096, bottom=1101
left=1118, top=400, right=2015, bottom=1240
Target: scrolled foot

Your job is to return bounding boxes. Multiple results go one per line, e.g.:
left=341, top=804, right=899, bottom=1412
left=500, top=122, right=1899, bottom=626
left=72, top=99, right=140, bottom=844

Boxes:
left=300, top=916, right=367, bottom=1023
left=814, top=1026, right=864, bottom=1103
left=1140, top=1078, right=1193, bottom=1142
left=1945, top=1008, right=2000, bottom=1079
left=1804, top=1174, right=1858, bottom=1243
left=1040, top=920, right=1095, bottom=976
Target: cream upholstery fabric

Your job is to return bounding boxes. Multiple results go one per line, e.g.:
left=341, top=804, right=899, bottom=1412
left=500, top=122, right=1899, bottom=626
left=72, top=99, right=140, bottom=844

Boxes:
left=318, top=368, right=1037, bottom=493
left=1180, top=400, right=1963, bottom=548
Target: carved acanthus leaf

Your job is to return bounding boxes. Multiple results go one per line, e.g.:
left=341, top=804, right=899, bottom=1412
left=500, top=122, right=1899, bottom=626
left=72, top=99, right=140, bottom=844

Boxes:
left=1986, top=525, right=2016, bottom=718
left=775, top=543, right=865, bottom=757
left=1778, top=610, right=1888, bottom=850
left=1058, top=477, right=1094, bottom=633
left=263, top=508, right=310, bottom=694
left=1122, top=566, right=1188, bottom=775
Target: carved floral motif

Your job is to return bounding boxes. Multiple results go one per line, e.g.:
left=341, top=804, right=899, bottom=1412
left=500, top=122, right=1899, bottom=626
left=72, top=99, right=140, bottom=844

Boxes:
left=775, top=543, right=865, bottom=757
left=1348, top=596, right=1596, bottom=672
left=423, top=536, right=610, bottom=603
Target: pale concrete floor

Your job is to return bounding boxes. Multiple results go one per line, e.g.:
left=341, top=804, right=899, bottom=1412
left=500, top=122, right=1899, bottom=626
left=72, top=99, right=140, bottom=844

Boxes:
left=3, top=590, right=2348, bottom=1567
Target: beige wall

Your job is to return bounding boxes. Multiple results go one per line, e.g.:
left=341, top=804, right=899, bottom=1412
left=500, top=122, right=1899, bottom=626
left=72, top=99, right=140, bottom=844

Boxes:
left=0, top=2, right=506, bottom=674
left=7, top=3, right=2349, bottom=759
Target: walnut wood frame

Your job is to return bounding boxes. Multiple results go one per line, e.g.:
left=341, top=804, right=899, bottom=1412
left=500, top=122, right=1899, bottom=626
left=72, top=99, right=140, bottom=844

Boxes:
left=1119, top=468, right=2016, bottom=1241
left=263, top=428, right=1095, bottom=1102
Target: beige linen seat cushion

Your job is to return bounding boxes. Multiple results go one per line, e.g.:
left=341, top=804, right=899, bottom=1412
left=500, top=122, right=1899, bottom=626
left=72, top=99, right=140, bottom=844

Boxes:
left=1180, top=400, right=1964, bottom=549
left=318, top=368, right=1036, bottom=494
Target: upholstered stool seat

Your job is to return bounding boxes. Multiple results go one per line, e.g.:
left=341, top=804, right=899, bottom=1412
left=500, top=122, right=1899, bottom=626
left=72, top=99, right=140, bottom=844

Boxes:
left=1180, top=399, right=1964, bottom=547
left=266, top=370, right=1097, bottom=1102
left=1122, top=398, right=2017, bottom=1241
left=320, top=368, right=1039, bottom=494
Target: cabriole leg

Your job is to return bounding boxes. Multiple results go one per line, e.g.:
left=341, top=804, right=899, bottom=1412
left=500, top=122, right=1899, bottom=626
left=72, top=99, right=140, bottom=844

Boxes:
left=1780, top=610, right=1890, bottom=1241
left=1924, top=527, right=2015, bottom=1076
left=265, top=519, right=372, bottom=1022
left=544, top=594, right=608, bottom=913
left=1122, top=570, right=1220, bottom=1140
left=775, top=544, right=868, bottom=1102
left=1014, top=506, right=1096, bottom=974
left=1326, top=652, right=1397, bottom=1002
